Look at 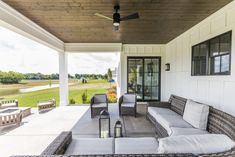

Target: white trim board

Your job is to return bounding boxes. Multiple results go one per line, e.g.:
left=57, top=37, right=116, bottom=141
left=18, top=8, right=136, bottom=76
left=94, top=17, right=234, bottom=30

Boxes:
left=65, top=43, right=122, bottom=53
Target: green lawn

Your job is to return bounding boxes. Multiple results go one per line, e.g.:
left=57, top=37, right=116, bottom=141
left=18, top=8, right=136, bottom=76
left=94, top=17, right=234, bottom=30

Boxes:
left=1, top=79, right=110, bottom=107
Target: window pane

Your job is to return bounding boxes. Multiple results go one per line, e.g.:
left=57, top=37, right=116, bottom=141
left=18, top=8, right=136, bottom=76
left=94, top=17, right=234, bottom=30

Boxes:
left=152, top=59, right=159, bottom=73
left=194, top=60, right=201, bottom=75
left=144, top=86, right=151, bottom=100
left=151, top=86, right=159, bottom=100
left=213, top=56, right=221, bottom=73
left=193, top=45, right=200, bottom=57
left=220, top=33, right=231, bottom=55
left=221, top=55, right=230, bottom=73
left=210, top=38, right=219, bottom=56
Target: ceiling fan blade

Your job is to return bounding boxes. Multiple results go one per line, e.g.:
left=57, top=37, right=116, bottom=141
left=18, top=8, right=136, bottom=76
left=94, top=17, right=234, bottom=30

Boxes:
left=120, top=12, right=139, bottom=21
left=94, top=13, right=113, bottom=21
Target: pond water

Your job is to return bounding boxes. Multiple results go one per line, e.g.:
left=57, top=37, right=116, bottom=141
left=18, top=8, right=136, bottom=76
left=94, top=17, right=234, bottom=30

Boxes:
left=19, top=84, right=59, bottom=93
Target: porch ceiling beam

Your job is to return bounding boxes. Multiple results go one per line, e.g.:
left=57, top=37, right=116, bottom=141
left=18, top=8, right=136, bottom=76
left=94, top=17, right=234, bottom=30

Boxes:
left=0, top=1, right=64, bottom=52
left=65, top=43, right=122, bottom=53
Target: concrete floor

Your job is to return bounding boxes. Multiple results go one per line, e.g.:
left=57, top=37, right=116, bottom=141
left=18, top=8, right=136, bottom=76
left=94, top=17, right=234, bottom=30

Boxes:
left=66, top=103, right=156, bottom=155
left=71, top=103, right=156, bottom=138
left=0, top=104, right=156, bottom=156
left=0, top=106, right=89, bottom=157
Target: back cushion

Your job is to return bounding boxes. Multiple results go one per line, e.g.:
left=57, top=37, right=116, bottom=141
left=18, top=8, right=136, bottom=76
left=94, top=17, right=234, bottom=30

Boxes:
left=123, top=94, right=136, bottom=103
left=170, top=96, right=186, bottom=116
left=94, top=95, right=107, bottom=103
left=183, top=99, right=209, bottom=130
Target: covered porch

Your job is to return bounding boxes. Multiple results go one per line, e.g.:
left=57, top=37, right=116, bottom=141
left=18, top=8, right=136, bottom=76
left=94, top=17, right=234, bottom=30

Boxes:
left=1, top=0, right=235, bottom=157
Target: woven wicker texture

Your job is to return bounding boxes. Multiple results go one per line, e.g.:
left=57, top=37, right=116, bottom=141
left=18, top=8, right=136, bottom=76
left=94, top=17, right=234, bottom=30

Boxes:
left=169, top=95, right=187, bottom=116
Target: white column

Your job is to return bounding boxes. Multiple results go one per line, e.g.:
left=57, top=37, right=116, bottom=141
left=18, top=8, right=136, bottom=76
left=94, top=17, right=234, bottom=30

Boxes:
left=59, top=51, right=68, bottom=106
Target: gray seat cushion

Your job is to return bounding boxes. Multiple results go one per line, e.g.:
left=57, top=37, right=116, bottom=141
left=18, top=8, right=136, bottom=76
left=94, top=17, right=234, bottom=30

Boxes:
left=92, top=103, right=107, bottom=108
left=121, top=102, right=135, bottom=108
left=65, top=138, right=114, bottom=155
left=171, top=127, right=209, bottom=136
left=115, top=137, right=158, bottom=154
left=148, top=107, right=179, bottom=116
left=153, top=113, right=192, bottom=135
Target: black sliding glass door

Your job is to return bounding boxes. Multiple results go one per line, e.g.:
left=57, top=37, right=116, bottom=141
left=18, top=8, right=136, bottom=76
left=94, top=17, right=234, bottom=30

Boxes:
left=127, top=57, right=161, bottom=101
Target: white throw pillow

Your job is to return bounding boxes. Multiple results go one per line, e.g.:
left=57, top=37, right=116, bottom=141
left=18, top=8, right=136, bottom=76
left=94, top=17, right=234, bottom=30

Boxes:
left=183, top=99, right=209, bottom=130
left=158, top=134, right=235, bottom=155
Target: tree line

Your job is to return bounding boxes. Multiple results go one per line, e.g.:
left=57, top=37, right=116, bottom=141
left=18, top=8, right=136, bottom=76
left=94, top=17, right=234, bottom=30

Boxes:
left=0, top=68, right=113, bottom=84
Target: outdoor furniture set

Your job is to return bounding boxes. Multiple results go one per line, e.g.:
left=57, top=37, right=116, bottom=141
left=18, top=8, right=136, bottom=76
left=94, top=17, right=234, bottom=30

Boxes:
left=15, top=94, right=235, bottom=157
left=37, top=98, right=56, bottom=113
left=90, top=93, right=137, bottom=118
left=0, top=99, right=31, bottom=130
left=0, top=98, right=55, bottom=130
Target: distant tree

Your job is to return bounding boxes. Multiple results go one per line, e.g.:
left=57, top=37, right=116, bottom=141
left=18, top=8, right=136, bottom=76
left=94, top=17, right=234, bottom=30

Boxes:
left=107, top=68, right=112, bottom=81
left=0, top=71, right=24, bottom=84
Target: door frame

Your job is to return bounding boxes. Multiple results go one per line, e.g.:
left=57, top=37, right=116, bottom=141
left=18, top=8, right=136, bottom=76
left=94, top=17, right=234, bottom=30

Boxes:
left=127, top=56, right=161, bottom=102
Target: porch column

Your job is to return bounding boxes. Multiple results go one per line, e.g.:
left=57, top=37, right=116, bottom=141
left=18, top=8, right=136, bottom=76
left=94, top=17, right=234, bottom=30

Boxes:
left=59, top=51, right=68, bottom=106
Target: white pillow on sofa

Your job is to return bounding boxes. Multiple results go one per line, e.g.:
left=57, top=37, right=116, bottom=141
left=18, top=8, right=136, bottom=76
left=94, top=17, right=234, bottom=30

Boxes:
left=158, top=134, right=235, bottom=155
left=183, top=99, right=209, bottom=130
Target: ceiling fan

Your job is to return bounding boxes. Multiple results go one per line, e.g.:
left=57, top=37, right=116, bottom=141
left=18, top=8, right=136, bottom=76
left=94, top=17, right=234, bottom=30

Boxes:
left=94, top=5, right=139, bottom=31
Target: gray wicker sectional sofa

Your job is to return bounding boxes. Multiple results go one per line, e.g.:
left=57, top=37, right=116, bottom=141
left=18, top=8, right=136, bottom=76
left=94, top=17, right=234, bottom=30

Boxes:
left=147, top=94, right=235, bottom=156
left=12, top=95, right=235, bottom=157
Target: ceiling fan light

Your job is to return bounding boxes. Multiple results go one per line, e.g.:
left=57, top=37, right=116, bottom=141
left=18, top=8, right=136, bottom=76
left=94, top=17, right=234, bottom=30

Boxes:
left=113, top=22, right=120, bottom=26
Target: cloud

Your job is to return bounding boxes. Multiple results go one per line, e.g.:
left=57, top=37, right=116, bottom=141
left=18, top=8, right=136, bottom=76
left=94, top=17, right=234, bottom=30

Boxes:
left=0, top=26, right=119, bottom=75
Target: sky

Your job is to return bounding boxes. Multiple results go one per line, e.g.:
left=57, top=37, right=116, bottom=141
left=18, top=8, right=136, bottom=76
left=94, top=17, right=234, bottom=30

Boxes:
left=0, top=26, right=119, bottom=75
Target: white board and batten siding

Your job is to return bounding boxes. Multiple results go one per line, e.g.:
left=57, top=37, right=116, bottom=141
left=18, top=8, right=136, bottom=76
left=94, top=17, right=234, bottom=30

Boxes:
left=120, top=44, right=166, bottom=101
left=165, top=1, right=235, bottom=116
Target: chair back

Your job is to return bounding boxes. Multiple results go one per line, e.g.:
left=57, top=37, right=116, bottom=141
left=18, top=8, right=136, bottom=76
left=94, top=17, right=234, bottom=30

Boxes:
left=123, top=94, right=136, bottom=103
left=94, top=94, right=107, bottom=103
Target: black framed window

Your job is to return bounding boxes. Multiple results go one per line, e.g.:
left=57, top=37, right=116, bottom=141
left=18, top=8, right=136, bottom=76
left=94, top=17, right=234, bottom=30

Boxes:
left=192, top=31, right=232, bottom=76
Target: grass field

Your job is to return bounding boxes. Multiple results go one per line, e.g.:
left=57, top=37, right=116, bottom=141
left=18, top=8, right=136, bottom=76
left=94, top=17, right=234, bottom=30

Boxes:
left=0, top=79, right=110, bottom=107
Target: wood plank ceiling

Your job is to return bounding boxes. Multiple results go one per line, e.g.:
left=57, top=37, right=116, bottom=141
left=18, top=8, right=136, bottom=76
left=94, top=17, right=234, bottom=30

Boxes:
left=3, top=0, right=233, bottom=44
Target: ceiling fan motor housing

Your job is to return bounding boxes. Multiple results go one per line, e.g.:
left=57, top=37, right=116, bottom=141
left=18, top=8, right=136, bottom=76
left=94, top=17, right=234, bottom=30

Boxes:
left=113, top=12, right=120, bottom=26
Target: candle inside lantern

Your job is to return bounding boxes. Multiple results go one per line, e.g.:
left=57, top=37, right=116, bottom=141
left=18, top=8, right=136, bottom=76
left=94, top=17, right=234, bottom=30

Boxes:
left=116, top=128, right=121, bottom=137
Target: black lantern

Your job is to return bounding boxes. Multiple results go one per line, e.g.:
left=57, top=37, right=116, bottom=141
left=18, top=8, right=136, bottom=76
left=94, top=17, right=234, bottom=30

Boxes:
left=165, top=63, right=170, bottom=71
left=99, top=110, right=110, bottom=138
left=114, top=120, right=123, bottom=138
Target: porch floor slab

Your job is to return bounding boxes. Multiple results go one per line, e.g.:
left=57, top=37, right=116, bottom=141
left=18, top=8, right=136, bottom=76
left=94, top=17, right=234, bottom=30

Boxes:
left=0, top=106, right=89, bottom=157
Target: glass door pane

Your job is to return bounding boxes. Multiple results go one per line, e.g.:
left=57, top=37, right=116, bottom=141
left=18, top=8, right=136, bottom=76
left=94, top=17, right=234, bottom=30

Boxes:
left=127, top=58, right=143, bottom=100
left=143, top=58, right=160, bottom=101
left=127, top=57, right=160, bottom=101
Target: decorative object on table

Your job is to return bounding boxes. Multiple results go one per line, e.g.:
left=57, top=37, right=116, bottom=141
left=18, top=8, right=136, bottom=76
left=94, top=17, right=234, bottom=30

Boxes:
left=90, top=94, right=108, bottom=118
left=0, top=99, right=18, bottom=109
left=119, top=94, right=137, bottom=117
left=99, top=110, right=110, bottom=138
left=165, top=63, right=170, bottom=71
left=37, top=99, right=56, bottom=113
left=114, top=120, right=123, bottom=138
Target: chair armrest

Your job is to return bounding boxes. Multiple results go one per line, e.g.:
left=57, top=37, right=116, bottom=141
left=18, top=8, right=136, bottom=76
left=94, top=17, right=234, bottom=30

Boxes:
left=15, top=99, right=19, bottom=107
left=147, top=101, right=171, bottom=108
left=90, top=96, right=94, bottom=107
left=118, top=96, right=123, bottom=107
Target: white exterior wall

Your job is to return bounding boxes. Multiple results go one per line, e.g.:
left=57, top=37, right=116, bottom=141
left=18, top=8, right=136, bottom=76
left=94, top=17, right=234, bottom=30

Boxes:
left=165, top=1, right=235, bottom=116
left=120, top=44, right=166, bottom=101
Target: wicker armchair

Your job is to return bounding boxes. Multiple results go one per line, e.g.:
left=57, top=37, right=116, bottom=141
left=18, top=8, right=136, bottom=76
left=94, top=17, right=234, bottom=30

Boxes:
left=119, top=94, right=137, bottom=117
left=0, top=99, right=18, bottom=109
left=90, top=94, right=108, bottom=118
